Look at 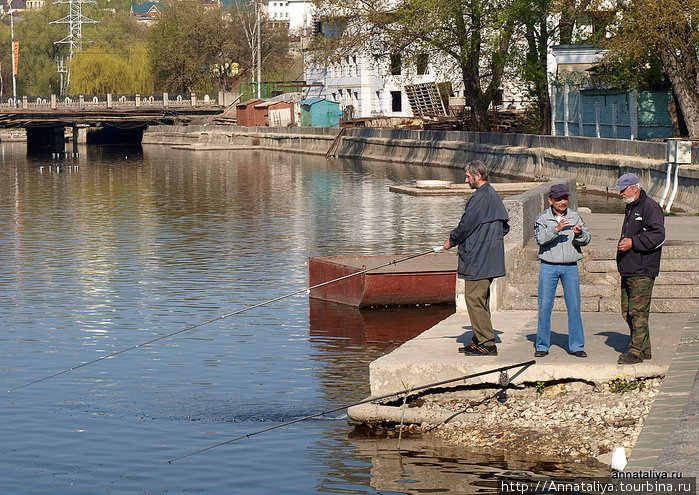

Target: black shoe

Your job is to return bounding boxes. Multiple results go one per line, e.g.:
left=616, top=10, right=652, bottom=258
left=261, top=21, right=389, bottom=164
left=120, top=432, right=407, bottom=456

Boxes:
left=640, top=351, right=652, bottom=360
left=572, top=351, right=587, bottom=358
left=458, top=342, right=478, bottom=353
left=462, top=344, right=498, bottom=356
left=618, top=352, right=643, bottom=364
left=534, top=350, right=548, bottom=357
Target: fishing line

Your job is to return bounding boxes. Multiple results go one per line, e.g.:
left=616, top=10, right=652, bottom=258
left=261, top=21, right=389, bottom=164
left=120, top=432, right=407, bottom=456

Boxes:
left=114, top=360, right=536, bottom=483
left=8, top=247, right=444, bottom=393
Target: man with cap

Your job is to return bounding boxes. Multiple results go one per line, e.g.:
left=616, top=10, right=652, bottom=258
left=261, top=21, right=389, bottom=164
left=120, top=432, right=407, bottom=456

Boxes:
left=533, top=183, right=591, bottom=358
left=612, top=173, right=665, bottom=364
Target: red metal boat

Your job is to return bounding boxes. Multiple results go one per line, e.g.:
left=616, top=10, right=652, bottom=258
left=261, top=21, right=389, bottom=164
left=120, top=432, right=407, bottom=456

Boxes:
left=308, top=253, right=457, bottom=307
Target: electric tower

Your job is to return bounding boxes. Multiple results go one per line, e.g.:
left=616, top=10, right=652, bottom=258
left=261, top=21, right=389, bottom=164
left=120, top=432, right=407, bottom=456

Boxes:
left=51, top=0, right=97, bottom=95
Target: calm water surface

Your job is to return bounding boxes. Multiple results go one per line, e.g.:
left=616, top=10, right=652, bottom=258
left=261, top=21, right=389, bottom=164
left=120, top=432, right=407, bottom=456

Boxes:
left=0, top=143, right=607, bottom=494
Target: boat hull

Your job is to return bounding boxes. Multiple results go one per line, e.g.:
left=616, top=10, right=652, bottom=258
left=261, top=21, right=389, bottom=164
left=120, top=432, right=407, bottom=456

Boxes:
left=308, top=253, right=457, bottom=307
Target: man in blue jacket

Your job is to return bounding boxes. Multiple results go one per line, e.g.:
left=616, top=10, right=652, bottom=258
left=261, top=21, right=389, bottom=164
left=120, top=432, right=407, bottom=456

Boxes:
left=613, top=173, right=665, bottom=364
left=443, top=161, right=510, bottom=356
left=534, top=183, right=591, bottom=358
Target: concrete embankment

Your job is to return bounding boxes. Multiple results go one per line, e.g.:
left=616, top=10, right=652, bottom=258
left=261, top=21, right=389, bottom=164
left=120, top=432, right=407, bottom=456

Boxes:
left=143, top=125, right=699, bottom=213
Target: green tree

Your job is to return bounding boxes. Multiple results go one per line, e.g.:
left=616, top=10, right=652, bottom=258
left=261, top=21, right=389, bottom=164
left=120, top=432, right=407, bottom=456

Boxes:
left=221, top=3, right=299, bottom=90
left=147, top=0, right=226, bottom=92
left=69, top=11, right=155, bottom=94
left=603, top=0, right=699, bottom=137
left=311, top=0, right=521, bottom=131
left=2, top=5, right=65, bottom=95
left=515, top=0, right=607, bottom=134
left=148, top=0, right=293, bottom=93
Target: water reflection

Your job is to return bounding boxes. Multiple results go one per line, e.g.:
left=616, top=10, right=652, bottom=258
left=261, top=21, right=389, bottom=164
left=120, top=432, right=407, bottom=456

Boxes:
left=350, top=437, right=609, bottom=494
left=309, top=299, right=455, bottom=346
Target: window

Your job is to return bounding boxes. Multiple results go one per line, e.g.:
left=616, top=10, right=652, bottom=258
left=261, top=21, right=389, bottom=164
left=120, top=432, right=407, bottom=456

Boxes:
left=390, top=54, right=401, bottom=75
left=416, top=53, right=429, bottom=75
left=391, top=91, right=402, bottom=112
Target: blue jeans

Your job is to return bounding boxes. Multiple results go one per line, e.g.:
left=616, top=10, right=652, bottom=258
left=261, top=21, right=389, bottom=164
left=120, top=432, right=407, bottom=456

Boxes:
left=536, top=261, right=585, bottom=352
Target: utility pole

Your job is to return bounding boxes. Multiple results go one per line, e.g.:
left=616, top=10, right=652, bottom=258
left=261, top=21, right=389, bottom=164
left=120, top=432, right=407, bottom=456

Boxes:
left=57, top=58, right=68, bottom=97
left=51, top=0, right=97, bottom=95
left=256, top=0, right=261, bottom=99
left=10, top=9, right=17, bottom=107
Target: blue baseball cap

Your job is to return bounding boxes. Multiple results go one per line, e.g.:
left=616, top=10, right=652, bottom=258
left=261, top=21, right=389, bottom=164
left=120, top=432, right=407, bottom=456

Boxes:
left=548, top=183, right=569, bottom=199
left=612, top=173, right=640, bottom=191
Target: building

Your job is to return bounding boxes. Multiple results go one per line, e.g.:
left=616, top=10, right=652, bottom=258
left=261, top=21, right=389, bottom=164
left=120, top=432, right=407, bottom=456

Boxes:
left=265, top=0, right=315, bottom=34
left=304, top=50, right=456, bottom=119
left=130, top=1, right=163, bottom=25
left=300, top=97, right=341, bottom=127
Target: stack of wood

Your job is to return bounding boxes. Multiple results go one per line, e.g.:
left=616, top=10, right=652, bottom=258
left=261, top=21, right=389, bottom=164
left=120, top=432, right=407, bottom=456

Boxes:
left=340, top=108, right=527, bottom=132
left=211, top=105, right=238, bottom=125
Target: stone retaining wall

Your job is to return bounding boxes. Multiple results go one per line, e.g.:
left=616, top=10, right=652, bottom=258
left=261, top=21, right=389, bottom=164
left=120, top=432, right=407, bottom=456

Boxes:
left=143, top=125, right=698, bottom=213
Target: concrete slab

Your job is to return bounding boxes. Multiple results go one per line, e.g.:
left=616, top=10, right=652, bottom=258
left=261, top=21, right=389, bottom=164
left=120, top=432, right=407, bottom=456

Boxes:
left=389, top=182, right=544, bottom=196
left=365, top=311, right=693, bottom=397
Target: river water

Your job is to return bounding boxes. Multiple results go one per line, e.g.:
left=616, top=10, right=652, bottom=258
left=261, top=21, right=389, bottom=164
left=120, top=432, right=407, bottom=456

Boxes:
left=0, top=142, right=609, bottom=494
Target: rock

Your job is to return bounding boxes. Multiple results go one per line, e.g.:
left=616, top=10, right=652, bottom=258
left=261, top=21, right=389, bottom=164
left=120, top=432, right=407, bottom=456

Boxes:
left=421, top=378, right=662, bottom=462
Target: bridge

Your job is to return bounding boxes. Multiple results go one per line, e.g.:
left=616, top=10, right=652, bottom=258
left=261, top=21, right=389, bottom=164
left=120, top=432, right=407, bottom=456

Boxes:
left=0, top=92, right=226, bottom=151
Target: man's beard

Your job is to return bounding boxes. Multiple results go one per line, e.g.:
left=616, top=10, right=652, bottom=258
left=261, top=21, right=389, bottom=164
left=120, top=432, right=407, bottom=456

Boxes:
left=622, top=195, right=635, bottom=204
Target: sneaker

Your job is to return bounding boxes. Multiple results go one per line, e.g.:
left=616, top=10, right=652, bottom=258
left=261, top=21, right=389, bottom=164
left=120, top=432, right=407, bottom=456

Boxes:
left=534, top=350, right=548, bottom=357
left=572, top=351, right=587, bottom=358
left=462, top=344, right=498, bottom=356
left=458, top=342, right=478, bottom=353
left=618, top=352, right=643, bottom=364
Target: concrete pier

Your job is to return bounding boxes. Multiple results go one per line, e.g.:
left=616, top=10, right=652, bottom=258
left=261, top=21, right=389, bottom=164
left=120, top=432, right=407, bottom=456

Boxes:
left=348, top=210, right=699, bottom=479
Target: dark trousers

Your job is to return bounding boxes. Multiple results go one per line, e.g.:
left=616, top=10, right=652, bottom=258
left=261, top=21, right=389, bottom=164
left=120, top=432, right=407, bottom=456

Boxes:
left=621, top=275, right=655, bottom=357
left=464, top=278, right=495, bottom=347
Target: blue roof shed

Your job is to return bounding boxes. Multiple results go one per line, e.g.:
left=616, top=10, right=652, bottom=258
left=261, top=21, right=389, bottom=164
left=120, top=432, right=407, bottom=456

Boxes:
left=300, top=97, right=341, bottom=127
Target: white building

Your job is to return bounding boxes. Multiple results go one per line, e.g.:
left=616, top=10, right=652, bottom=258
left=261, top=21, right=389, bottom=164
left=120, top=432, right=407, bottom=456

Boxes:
left=304, top=49, right=459, bottom=118
left=265, top=0, right=315, bottom=35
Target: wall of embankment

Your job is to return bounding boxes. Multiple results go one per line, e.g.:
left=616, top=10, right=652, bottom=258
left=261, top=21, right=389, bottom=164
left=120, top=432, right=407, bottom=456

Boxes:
left=144, top=125, right=699, bottom=214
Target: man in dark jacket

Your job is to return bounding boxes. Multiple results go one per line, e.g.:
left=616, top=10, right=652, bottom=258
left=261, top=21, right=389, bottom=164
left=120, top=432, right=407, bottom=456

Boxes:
left=443, top=161, right=510, bottom=356
left=613, top=173, right=665, bottom=364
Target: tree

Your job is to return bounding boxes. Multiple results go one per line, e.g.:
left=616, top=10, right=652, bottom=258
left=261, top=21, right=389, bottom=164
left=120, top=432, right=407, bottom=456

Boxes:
left=147, top=0, right=223, bottom=93
left=147, top=0, right=294, bottom=94
left=515, top=0, right=606, bottom=134
left=1, top=5, right=66, bottom=95
left=69, top=11, right=155, bottom=94
left=221, top=4, right=299, bottom=90
left=310, top=0, right=521, bottom=131
left=604, top=0, right=699, bottom=137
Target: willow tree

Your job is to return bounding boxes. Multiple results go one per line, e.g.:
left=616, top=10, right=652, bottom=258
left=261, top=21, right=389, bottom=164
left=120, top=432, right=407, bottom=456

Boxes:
left=69, top=12, right=154, bottom=94
left=604, top=0, right=699, bottom=137
left=311, top=0, right=520, bottom=130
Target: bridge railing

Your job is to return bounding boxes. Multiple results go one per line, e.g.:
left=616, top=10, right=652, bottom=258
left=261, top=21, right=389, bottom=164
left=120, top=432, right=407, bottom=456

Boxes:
left=1, top=92, right=223, bottom=110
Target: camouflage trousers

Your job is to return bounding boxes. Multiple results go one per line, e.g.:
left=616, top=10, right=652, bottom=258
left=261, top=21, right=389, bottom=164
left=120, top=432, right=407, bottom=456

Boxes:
left=621, top=276, right=655, bottom=358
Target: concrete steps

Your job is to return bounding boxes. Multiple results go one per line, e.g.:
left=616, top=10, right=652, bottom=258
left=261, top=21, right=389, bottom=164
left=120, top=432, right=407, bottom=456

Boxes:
left=504, top=243, right=699, bottom=313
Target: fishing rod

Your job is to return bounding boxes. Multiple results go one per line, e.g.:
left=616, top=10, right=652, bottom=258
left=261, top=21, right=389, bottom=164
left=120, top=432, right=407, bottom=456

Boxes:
left=8, top=247, right=445, bottom=393
left=114, top=360, right=536, bottom=483
left=424, top=358, right=535, bottom=432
